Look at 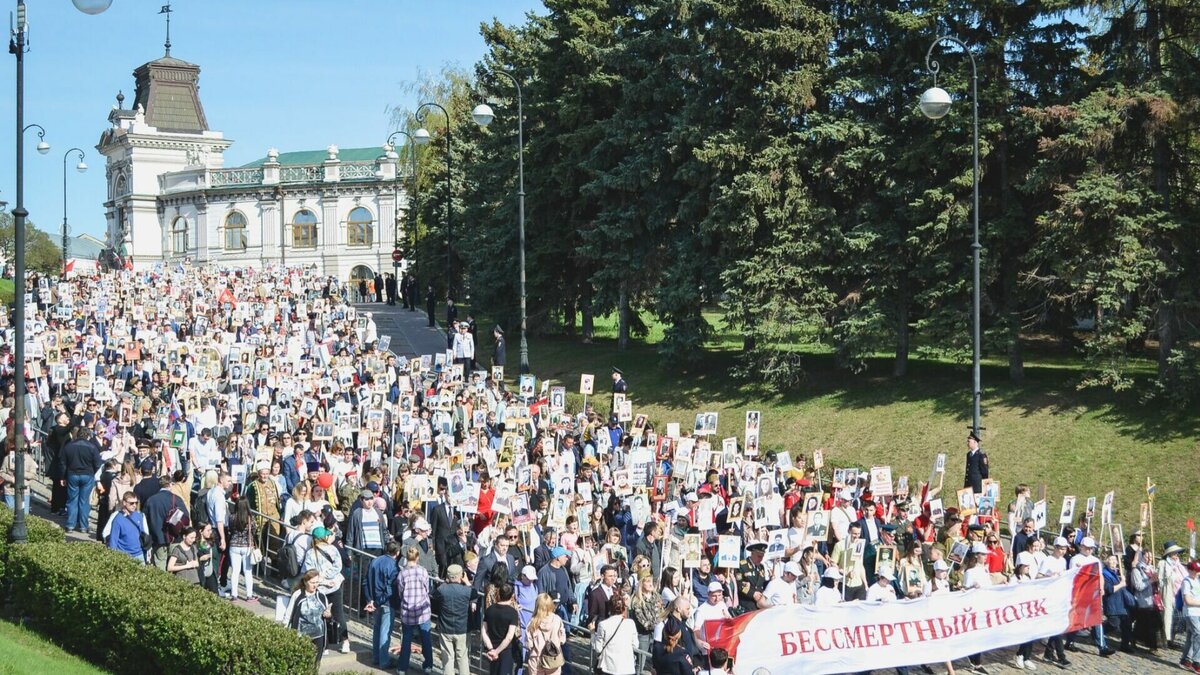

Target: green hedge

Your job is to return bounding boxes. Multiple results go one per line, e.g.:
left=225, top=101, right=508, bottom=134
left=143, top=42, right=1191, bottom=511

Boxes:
left=8, top=542, right=317, bottom=675
left=0, top=505, right=65, bottom=578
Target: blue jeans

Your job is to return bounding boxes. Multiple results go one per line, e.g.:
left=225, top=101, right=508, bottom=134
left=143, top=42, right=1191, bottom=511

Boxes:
left=398, top=620, right=433, bottom=671
left=372, top=603, right=395, bottom=668
left=4, top=493, right=31, bottom=512
left=572, top=582, right=588, bottom=624
left=66, top=474, right=95, bottom=531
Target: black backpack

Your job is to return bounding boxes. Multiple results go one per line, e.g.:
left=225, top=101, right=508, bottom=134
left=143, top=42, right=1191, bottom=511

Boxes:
left=280, top=533, right=309, bottom=578
left=191, top=489, right=211, bottom=528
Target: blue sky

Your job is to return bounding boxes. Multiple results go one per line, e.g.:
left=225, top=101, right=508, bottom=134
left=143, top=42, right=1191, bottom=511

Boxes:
left=0, top=0, right=543, bottom=240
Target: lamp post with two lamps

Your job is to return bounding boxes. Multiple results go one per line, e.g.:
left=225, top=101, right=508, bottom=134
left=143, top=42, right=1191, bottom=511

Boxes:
left=8, top=0, right=112, bottom=544
left=413, top=102, right=454, bottom=303
left=471, top=71, right=530, bottom=374
left=919, top=35, right=982, bottom=438
left=62, top=148, right=88, bottom=276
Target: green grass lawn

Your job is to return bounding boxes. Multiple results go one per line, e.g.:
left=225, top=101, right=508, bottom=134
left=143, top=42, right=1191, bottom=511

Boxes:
left=505, top=310, right=1198, bottom=547
left=0, top=278, right=14, bottom=306
left=0, top=620, right=109, bottom=675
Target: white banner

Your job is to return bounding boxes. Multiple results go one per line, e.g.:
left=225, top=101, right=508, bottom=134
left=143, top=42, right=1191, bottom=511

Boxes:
left=703, top=563, right=1102, bottom=675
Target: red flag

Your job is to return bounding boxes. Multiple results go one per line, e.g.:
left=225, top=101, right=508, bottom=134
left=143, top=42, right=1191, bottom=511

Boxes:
left=219, top=287, right=237, bottom=307
left=64, top=259, right=76, bottom=274
left=1188, top=519, right=1195, bottom=532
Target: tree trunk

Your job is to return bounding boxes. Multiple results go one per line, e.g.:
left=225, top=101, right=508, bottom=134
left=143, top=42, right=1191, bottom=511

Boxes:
left=563, top=297, right=577, bottom=337
left=1147, top=5, right=1176, bottom=382
left=581, top=289, right=595, bottom=343
left=618, top=284, right=631, bottom=351
left=893, top=269, right=910, bottom=378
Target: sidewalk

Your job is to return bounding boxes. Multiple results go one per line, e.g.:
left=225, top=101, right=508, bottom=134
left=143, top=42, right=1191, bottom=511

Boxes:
left=356, top=301, right=447, bottom=358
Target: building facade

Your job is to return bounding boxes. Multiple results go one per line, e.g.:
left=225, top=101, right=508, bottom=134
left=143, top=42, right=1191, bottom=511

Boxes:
left=97, top=53, right=409, bottom=281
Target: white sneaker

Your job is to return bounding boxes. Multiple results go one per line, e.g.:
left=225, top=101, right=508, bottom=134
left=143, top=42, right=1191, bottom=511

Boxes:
left=340, top=640, right=351, bottom=654
left=1015, top=656, right=1025, bottom=670
left=1024, top=660, right=1037, bottom=671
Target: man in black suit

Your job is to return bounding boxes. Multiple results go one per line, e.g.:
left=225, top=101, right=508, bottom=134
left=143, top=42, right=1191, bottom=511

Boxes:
left=428, top=478, right=457, bottom=575
left=587, top=565, right=620, bottom=629
left=425, top=286, right=436, bottom=327
left=385, top=273, right=397, bottom=305
left=472, top=533, right=518, bottom=595
left=964, top=430, right=989, bottom=494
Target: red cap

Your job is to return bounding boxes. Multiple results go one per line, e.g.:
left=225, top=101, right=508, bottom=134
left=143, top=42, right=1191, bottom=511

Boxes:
left=1188, top=561, right=1200, bottom=573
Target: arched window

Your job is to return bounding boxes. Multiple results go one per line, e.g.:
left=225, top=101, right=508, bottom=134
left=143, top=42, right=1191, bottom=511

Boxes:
left=171, top=216, right=188, bottom=254
left=224, top=211, right=248, bottom=250
left=347, top=207, right=374, bottom=247
left=292, top=209, right=318, bottom=248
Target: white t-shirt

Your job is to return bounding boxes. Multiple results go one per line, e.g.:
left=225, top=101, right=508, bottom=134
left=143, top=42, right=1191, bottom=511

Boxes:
left=692, top=601, right=731, bottom=652
left=963, top=566, right=993, bottom=589
left=1039, top=555, right=1067, bottom=578
left=1070, top=553, right=1099, bottom=570
left=765, top=577, right=797, bottom=606
left=1184, top=577, right=1200, bottom=618
left=814, top=585, right=843, bottom=606
left=866, top=582, right=897, bottom=602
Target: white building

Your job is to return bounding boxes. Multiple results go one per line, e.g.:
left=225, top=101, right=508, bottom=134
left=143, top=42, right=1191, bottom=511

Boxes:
left=97, top=53, right=409, bottom=281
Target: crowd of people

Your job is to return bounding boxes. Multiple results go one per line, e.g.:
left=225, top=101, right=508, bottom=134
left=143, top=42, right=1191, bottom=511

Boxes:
left=0, top=263, right=1197, bottom=675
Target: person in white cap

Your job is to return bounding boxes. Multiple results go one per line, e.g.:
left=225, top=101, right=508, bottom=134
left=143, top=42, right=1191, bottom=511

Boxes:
left=866, top=568, right=898, bottom=602
left=814, top=567, right=844, bottom=607
left=402, top=517, right=438, bottom=577
left=830, top=490, right=858, bottom=544
left=1008, top=558, right=1038, bottom=671
left=517, top=565, right=541, bottom=634
left=692, top=581, right=732, bottom=655
left=1066, top=536, right=1114, bottom=656
left=930, top=559, right=954, bottom=595
left=1038, top=537, right=1071, bottom=667
left=963, top=542, right=994, bottom=590
left=765, top=562, right=801, bottom=606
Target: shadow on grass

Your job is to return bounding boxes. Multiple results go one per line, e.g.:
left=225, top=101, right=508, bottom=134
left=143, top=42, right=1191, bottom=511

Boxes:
left=528, top=333, right=1200, bottom=445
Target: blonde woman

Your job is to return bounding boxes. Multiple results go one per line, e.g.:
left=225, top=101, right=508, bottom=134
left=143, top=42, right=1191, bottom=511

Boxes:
left=106, top=458, right=139, bottom=517
left=283, top=480, right=312, bottom=533
left=525, top=593, right=566, bottom=675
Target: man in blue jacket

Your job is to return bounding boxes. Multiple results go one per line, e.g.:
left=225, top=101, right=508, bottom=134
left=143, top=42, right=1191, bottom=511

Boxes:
left=363, top=541, right=401, bottom=669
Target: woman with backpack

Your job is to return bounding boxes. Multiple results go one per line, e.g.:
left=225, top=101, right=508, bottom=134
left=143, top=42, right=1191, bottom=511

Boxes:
left=284, top=570, right=333, bottom=665
left=226, top=497, right=259, bottom=602
left=304, top=526, right=349, bottom=654
left=525, top=593, right=566, bottom=675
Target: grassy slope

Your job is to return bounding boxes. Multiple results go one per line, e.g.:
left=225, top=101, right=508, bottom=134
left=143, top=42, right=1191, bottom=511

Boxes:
left=0, top=278, right=13, bottom=306
left=516, top=312, right=1198, bottom=546
left=0, top=620, right=109, bottom=675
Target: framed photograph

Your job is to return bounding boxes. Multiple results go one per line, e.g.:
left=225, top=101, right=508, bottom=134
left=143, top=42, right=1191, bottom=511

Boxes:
left=812, top=449, right=824, bottom=469
left=1085, top=496, right=1096, bottom=522
left=744, top=431, right=759, bottom=456
left=869, top=466, right=894, bottom=497
left=1059, top=496, right=1076, bottom=525
left=928, top=498, right=945, bottom=525
left=550, top=386, right=566, bottom=412
left=579, top=374, right=594, bottom=396
left=1032, top=499, right=1048, bottom=529
left=956, top=488, right=977, bottom=515
left=312, top=423, right=334, bottom=441
left=851, top=538, right=867, bottom=561
left=948, top=540, right=970, bottom=564
left=510, top=493, right=534, bottom=526
left=618, top=400, right=633, bottom=423
left=896, top=475, right=910, bottom=498
left=727, top=496, right=745, bottom=521
left=1102, top=491, right=1115, bottom=526
left=682, top=534, right=702, bottom=568
left=876, top=546, right=896, bottom=577
left=934, top=453, right=947, bottom=474
left=766, top=528, right=788, bottom=561
left=170, top=429, right=185, bottom=449
left=804, top=494, right=821, bottom=513
left=1110, top=523, right=1125, bottom=558
left=518, top=375, right=535, bottom=399
left=716, top=535, right=741, bottom=569
left=631, top=414, right=648, bottom=437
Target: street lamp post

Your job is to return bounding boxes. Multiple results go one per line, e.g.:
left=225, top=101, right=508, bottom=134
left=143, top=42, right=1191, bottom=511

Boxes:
left=920, top=35, right=982, bottom=438
left=8, top=0, right=109, bottom=545
left=413, top=102, right=453, bottom=302
left=472, top=71, right=529, bottom=374
left=62, top=148, right=88, bottom=276
left=386, top=130, right=420, bottom=280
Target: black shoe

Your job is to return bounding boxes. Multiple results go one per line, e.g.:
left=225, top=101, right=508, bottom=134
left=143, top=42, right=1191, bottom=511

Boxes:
left=1057, top=659, right=1070, bottom=669
left=1099, top=648, right=1115, bottom=657
left=920, top=667, right=934, bottom=675
left=1065, top=644, right=1080, bottom=653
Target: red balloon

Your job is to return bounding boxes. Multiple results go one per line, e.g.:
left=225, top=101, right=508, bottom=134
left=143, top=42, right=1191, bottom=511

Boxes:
left=317, top=472, right=334, bottom=490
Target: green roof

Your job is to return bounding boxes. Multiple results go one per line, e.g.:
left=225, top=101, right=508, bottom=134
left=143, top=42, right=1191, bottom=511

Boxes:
left=240, top=147, right=385, bottom=168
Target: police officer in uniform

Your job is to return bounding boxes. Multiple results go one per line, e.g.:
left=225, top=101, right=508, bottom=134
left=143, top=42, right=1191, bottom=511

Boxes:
left=963, top=430, right=988, bottom=494
left=611, top=366, right=627, bottom=413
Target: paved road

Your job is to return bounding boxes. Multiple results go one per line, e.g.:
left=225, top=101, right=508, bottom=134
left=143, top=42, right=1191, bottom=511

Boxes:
left=356, top=301, right=447, bottom=358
